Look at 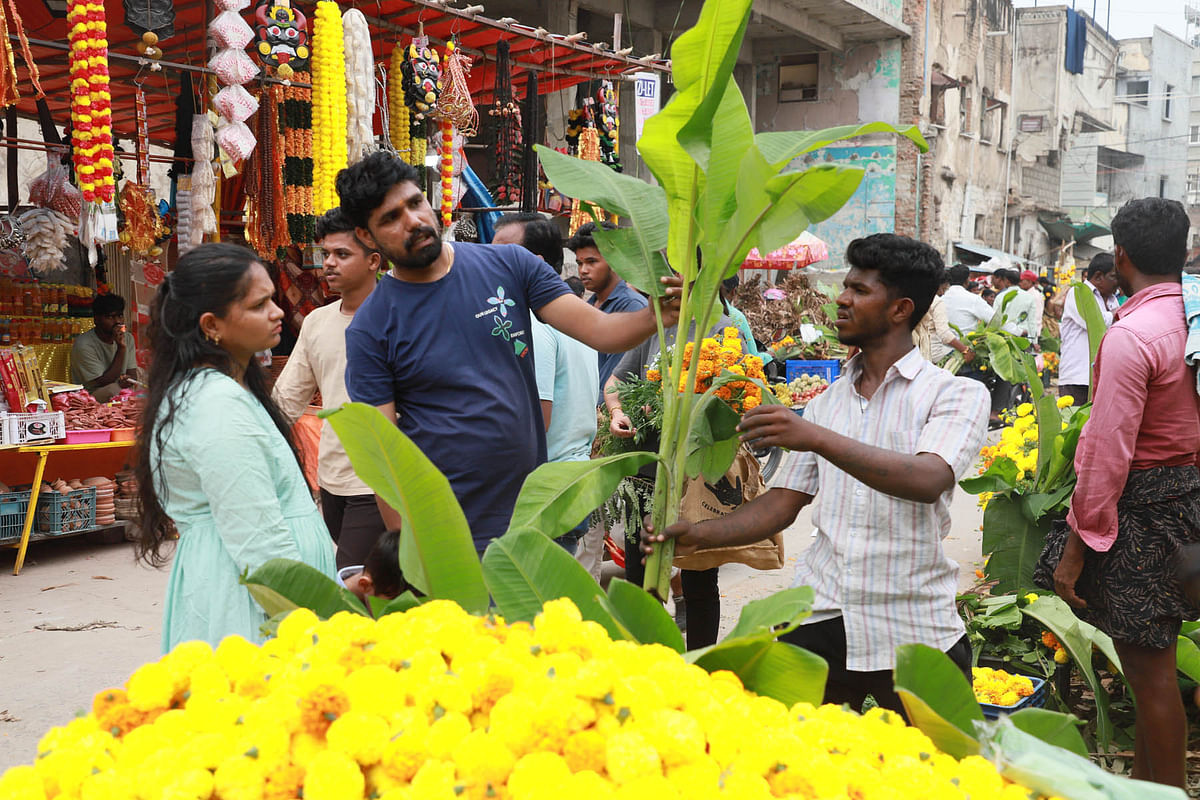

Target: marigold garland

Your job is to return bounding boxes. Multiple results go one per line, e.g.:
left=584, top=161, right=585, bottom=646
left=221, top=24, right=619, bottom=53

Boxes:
left=387, top=43, right=411, bottom=161
left=66, top=0, right=115, bottom=204
left=280, top=75, right=315, bottom=246
left=311, top=1, right=348, bottom=215
left=438, top=117, right=454, bottom=228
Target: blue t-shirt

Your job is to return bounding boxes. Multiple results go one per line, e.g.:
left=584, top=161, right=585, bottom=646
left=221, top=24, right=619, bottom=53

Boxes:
left=344, top=243, right=572, bottom=550
left=589, top=280, right=649, bottom=396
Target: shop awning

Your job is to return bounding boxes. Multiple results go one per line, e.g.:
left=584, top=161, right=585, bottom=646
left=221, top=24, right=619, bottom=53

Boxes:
left=9, top=0, right=670, bottom=146
left=952, top=242, right=1032, bottom=269
left=1037, top=214, right=1110, bottom=243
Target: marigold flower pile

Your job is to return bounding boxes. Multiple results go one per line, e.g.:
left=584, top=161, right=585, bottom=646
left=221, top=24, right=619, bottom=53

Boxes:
left=647, top=328, right=766, bottom=414
left=0, top=598, right=1056, bottom=800
left=976, top=397, right=1075, bottom=509
left=972, top=667, right=1037, bottom=707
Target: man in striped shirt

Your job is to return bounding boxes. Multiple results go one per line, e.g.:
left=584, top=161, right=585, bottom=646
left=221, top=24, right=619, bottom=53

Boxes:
left=644, top=233, right=989, bottom=714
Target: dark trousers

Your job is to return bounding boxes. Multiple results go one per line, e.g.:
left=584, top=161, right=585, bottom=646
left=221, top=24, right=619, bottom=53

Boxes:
left=624, top=535, right=721, bottom=649
left=1058, top=384, right=1088, bottom=404
left=778, top=616, right=972, bottom=717
left=320, top=488, right=387, bottom=569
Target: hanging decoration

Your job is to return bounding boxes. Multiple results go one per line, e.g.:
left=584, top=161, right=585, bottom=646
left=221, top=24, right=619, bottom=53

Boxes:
left=489, top=40, right=521, bottom=205
left=568, top=128, right=604, bottom=234
left=17, top=207, right=71, bottom=276
left=437, top=118, right=454, bottom=228
left=183, top=115, right=218, bottom=253
left=253, top=0, right=309, bottom=80
left=66, top=0, right=115, bottom=205
left=596, top=80, right=621, bottom=172
left=245, top=82, right=283, bottom=259
left=1, top=0, right=44, bottom=106
left=401, top=39, right=441, bottom=169
left=439, top=40, right=477, bottom=137
left=387, top=43, right=411, bottom=162
left=280, top=75, right=316, bottom=246
left=311, top=1, right=347, bottom=214
left=342, top=8, right=373, bottom=164
left=209, top=2, right=258, bottom=166
left=118, top=183, right=165, bottom=255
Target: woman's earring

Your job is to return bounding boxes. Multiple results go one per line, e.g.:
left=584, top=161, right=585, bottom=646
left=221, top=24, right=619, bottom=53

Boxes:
left=206, top=331, right=221, bottom=346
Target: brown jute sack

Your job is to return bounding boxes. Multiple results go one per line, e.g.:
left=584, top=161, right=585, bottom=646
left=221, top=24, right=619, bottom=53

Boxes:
left=672, top=446, right=785, bottom=571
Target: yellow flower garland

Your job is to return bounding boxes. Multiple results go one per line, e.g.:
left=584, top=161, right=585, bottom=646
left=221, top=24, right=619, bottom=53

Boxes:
left=388, top=43, right=411, bottom=162
left=67, top=0, right=115, bottom=204
left=311, top=0, right=347, bottom=214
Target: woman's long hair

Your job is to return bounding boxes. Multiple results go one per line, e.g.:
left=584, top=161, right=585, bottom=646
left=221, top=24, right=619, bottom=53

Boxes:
left=134, top=242, right=300, bottom=566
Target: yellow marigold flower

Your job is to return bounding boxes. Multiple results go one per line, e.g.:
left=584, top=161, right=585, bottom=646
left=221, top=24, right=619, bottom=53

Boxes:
left=743, top=395, right=761, bottom=411
left=1024, top=592, right=1039, bottom=604
left=508, top=752, right=572, bottom=797
left=126, top=661, right=176, bottom=712
left=1055, top=647, right=1070, bottom=664
left=605, top=729, right=662, bottom=785
left=646, top=368, right=661, bottom=382
left=1016, top=402, right=1033, bottom=417
left=326, top=711, right=390, bottom=766
left=299, top=684, right=350, bottom=736
left=303, top=750, right=364, bottom=800
left=0, top=765, right=47, bottom=800
left=563, top=728, right=607, bottom=773
left=454, top=730, right=516, bottom=792
left=263, top=763, right=306, bottom=800
left=158, top=767, right=213, bottom=800
left=212, top=755, right=266, bottom=800
left=426, top=711, right=472, bottom=760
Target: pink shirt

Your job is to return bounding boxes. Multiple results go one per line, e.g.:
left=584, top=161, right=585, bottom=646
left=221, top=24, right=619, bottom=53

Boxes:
left=1068, top=283, right=1200, bottom=551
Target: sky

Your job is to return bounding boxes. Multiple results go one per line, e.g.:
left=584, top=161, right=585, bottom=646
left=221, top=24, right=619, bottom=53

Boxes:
left=1013, top=0, right=1191, bottom=42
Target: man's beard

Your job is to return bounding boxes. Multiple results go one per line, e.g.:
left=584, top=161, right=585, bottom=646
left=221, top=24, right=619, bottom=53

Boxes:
left=383, top=226, right=443, bottom=271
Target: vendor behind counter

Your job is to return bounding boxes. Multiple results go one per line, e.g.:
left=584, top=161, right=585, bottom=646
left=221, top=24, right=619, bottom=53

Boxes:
left=70, top=293, right=138, bottom=402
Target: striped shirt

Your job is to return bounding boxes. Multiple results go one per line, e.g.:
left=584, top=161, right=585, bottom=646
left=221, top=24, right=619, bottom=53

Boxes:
left=770, top=348, right=989, bottom=671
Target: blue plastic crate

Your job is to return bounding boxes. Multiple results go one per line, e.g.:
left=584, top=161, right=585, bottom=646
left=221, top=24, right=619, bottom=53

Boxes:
left=0, top=489, right=31, bottom=543
left=35, top=486, right=96, bottom=536
left=785, top=359, right=841, bottom=384
left=979, top=675, right=1047, bottom=718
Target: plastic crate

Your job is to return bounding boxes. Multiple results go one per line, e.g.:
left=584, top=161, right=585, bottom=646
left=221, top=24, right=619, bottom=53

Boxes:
left=35, top=486, right=96, bottom=536
left=979, top=676, right=1047, bottom=719
left=0, top=489, right=31, bottom=543
left=785, top=359, right=841, bottom=384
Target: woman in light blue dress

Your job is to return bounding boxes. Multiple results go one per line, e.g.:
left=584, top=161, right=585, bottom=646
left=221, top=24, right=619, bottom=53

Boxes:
left=134, top=243, right=336, bottom=652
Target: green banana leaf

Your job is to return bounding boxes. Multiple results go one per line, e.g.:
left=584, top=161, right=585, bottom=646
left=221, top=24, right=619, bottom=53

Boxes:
left=980, top=493, right=1051, bottom=593
left=1175, top=636, right=1200, bottom=683
left=959, top=456, right=1019, bottom=495
left=1006, top=708, right=1088, bottom=758
left=690, top=638, right=828, bottom=707
left=755, top=123, right=928, bottom=169
left=323, top=403, right=489, bottom=614
left=482, top=527, right=633, bottom=643
left=1022, top=596, right=1118, bottom=751
left=1072, top=282, right=1109, bottom=392
left=893, top=643, right=984, bottom=759
left=507, top=452, right=659, bottom=538
left=684, top=392, right=742, bottom=483
left=605, top=578, right=686, bottom=653
left=721, top=586, right=814, bottom=641
left=242, top=559, right=368, bottom=619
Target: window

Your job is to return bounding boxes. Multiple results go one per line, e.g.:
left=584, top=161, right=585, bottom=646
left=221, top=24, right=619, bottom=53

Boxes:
left=1160, top=175, right=1169, bottom=198
left=1192, top=125, right=1200, bottom=145
left=974, top=214, right=986, bottom=240
left=1123, top=79, right=1149, bottom=107
left=959, top=87, right=973, bottom=136
left=1164, top=84, right=1175, bottom=120
left=779, top=54, right=819, bottom=102
left=1188, top=172, right=1200, bottom=204
left=979, top=91, right=993, bottom=142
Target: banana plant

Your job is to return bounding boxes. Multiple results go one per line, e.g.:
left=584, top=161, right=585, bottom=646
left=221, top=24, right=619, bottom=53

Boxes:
left=523, top=0, right=926, bottom=599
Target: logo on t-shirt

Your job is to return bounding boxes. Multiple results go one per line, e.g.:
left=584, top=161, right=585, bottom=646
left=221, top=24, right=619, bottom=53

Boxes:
left=482, top=286, right=528, bottom=358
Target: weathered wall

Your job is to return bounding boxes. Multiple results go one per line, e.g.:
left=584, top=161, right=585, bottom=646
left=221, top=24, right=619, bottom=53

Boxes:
left=801, top=145, right=900, bottom=267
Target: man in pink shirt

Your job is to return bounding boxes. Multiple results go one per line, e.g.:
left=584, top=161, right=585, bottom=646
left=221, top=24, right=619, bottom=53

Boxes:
left=1051, top=197, right=1200, bottom=788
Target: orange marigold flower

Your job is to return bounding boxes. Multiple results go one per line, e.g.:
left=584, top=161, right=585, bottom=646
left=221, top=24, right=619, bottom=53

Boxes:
left=743, top=395, right=760, bottom=411
left=1041, top=631, right=1061, bottom=650
left=720, top=350, right=739, bottom=367
left=299, top=684, right=350, bottom=737
left=646, top=369, right=661, bottom=382
left=716, top=386, right=733, bottom=401
left=93, top=687, right=128, bottom=718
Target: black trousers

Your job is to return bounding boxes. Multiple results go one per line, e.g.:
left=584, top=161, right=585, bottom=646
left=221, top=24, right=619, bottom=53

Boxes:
left=1058, top=383, right=1088, bottom=404
left=319, top=488, right=387, bottom=569
left=624, top=535, right=720, bottom=650
left=778, top=616, right=972, bottom=718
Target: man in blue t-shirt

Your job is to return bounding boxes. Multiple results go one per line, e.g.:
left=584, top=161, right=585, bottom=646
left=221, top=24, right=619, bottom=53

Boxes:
left=567, top=221, right=649, bottom=392
left=336, top=153, right=679, bottom=553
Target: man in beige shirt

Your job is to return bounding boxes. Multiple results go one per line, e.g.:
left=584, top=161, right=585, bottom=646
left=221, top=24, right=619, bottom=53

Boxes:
left=273, top=208, right=384, bottom=568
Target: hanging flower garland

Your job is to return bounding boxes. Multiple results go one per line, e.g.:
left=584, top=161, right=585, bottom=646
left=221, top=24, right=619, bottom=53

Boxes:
left=342, top=8, right=373, bottom=165
left=281, top=75, right=316, bottom=246
left=439, top=41, right=477, bottom=137
left=387, top=43, right=411, bottom=162
left=66, top=0, right=115, bottom=204
left=489, top=40, right=521, bottom=205
left=311, top=0, right=347, bottom=214
left=438, top=117, right=454, bottom=228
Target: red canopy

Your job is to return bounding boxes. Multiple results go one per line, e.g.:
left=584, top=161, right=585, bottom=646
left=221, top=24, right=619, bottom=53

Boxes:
left=11, top=0, right=668, bottom=146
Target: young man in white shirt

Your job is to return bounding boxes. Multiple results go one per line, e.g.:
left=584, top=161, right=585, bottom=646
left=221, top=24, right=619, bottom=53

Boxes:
left=991, top=268, right=1036, bottom=338
left=941, top=264, right=993, bottom=335
left=1058, top=254, right=1119, bottom=403
left=644, top=233, right=989, bottom=714
left=1018, top=269, right=1046, bottom=339
left=272, top=208, right=385, bottom=568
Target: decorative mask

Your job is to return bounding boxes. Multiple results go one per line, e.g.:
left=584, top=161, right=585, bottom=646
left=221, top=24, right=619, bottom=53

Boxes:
left=254, top=0, right=310, bottom=79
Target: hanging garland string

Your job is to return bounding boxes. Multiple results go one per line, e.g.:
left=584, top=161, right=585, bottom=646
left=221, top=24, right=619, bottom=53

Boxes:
left=387, top=42, right=411, bottom=162
left=438, top=117, right=454, bottom=228
left=439, top=41, right=477, bottom=137
left=1, top=0, right=44, bottom=105
left=489, top=40, right=521, bottom=204
left=246, top=82, right=282, bottom=259
left=280, top=74, right=315, bottom=247
left=66, top=0, right=115, bottom=204
left=569, top=128, right=603, bottom=234
left=311, top=1, right=347, bottom=214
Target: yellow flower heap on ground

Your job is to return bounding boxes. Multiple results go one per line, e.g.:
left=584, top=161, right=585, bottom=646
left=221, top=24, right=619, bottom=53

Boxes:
left=975, top=397, right=1074, bottom=509
left=1, top=599, right=1052, bottom=800
left=972, top=667, right=1037, bottom=707
left=647, top=328, right=765, bottom=414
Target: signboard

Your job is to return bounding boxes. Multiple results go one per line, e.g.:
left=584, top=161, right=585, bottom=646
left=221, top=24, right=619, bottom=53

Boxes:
left=633, top=71, right=661, bottom=141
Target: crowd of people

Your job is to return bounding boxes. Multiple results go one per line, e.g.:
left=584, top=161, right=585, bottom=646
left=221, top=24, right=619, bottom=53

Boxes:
left=108, top=147, right=1199, bottom=788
